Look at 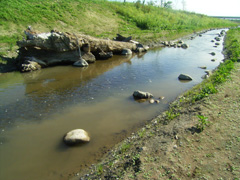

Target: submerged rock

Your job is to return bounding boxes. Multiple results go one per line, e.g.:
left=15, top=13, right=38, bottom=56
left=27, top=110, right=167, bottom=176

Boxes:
left=199, top=66, right=207, bottom=69
left=133, top=90, right=153, bottom=99
left=63, top=129, right=90, bottom=145
left=178, top=74, right=193, bottom=80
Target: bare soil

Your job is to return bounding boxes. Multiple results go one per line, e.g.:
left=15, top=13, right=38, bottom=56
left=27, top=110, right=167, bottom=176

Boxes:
left=73, top=62, right=240, bottom=180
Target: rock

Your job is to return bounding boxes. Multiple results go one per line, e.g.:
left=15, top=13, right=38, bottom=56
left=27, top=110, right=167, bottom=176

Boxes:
left=82, top=52, right=96, bottom=63
left=181, top=43, right=189, bottom=49
left=178, top=74, right=193, bottom=80
left=73, top=59, right=89, bottom=67
left=215, top=37, right=221, bottom=41
left=178, top=40, right=184, bottom=44
left=114, top=34, right=132, bottom=42
left=122, top=48, right=132, bottom=55
left=211, top=40, right=215, bottom=42
left=82, top=43, right=90, bottom=53
left=159, top=96, right=165, bottom=100
left=133, top=90, right=153, bottom=99
left=205, top=70, right=212, bottom=76
left=211, top=59, right=216, bottom=62
left=155, top=100, right=160, bottom=104
left=199, top=66, right=207, bottom=69
left=21, top=60, right=41, bottom=72
left=96, top=51, right=113, bottom=60
left=215, top=42, right=220, bottom=46
left=209, top=52, right=216, bottom=56
left=17, top=29, right=137, bottom=54
left=149, top=99, right=155, bottom=104
left=63, top=129, right=90, bottom=145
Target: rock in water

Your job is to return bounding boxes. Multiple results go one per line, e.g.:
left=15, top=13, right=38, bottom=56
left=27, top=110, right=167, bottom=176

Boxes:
left=133, top=90, right=153, bottom=99
left=63, top=129, right=90, bottom=145
left=121, top=48, right=132, bottom=55
left=178, top=74, right=193, bottom=80
left=181, top=43, right=189, bottom=49
left=149, top=99, right=155, bottom=104
left=73, top=59, right=89, bottom=67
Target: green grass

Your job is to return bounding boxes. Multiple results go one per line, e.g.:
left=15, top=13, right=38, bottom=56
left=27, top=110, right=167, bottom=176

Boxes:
left=0, top=0, right=238, bottom=57
left=185, top=27, right=240, bottom=103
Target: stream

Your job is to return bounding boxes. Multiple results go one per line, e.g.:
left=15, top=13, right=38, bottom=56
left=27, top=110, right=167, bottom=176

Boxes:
left=0, top=29, right=226, bottom=180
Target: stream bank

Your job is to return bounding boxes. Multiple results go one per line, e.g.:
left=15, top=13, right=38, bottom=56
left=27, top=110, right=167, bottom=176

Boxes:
left=72, top=29, right=240, bottom=179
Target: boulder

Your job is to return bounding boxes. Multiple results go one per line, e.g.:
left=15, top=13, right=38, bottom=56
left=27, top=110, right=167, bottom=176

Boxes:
left=63, top=129, right=90, bottom=145
left=73, top=59, right=89, bottom=67
left=133, top=90, right=153, bottom=99
left=178, top=74, right=193, bottom=80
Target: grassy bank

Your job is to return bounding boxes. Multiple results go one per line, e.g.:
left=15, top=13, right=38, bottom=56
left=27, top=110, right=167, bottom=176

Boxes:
left=0, top=0, right=238, bottom=58
left=75, top=28, right=240, bottom=180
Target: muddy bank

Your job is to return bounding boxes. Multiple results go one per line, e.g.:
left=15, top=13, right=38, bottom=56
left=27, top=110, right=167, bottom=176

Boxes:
left=74, top=63, right=240, bottom=180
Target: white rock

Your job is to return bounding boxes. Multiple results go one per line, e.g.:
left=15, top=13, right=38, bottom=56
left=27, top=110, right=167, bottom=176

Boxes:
left=63, top=129, right=90, bottom=145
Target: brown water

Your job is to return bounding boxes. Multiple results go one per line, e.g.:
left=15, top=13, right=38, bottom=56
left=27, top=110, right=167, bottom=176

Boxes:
left=0, top=29, right=225, bottom=180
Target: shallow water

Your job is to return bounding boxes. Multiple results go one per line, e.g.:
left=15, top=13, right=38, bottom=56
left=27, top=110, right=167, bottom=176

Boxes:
left=0, top=29, right=225, bottom=180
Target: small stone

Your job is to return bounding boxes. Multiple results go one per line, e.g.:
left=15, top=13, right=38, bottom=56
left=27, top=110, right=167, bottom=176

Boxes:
left=199, top=66, right=207, bottom=69
left=178, top=74, right=193, bottom=81
left=155, top=100, right=160, bottom=104
left=181, top=43, right=189, bottom=49
left=149, top=99, right=155, bottom=104
left=173, top=145, right=178, bottom=149
left=159, top=96, right=165, bottom=100
left=209, top=52, right=216, bottom=56
left=73, top=59, right=89, bottom=67
left=121, top=48, right=132, bottom=55
left=133, top=90, right=153, bottom=99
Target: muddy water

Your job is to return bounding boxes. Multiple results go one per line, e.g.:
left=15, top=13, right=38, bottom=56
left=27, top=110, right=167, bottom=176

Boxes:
left=0, top=29, right=225, bottom=180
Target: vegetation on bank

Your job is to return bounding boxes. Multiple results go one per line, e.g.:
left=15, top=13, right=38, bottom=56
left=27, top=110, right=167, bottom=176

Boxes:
left=181, top=28, right=240, bottom=104
left=0, top=0, right=238, bottom=58
left=75, top=26, right=240, bottom=180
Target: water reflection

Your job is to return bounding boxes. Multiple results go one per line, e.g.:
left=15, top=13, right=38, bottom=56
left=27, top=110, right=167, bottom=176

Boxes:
left=0, top=29, right=226, bottom=180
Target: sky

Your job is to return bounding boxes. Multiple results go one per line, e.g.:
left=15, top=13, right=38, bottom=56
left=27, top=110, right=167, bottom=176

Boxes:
left=111, top=0, right=240, bottom=17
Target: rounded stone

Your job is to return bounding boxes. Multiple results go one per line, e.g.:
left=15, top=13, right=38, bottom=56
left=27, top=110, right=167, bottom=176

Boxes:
left=178, top=74, right=193, bottom=80
left=63, top=129, right=90, bottom=145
